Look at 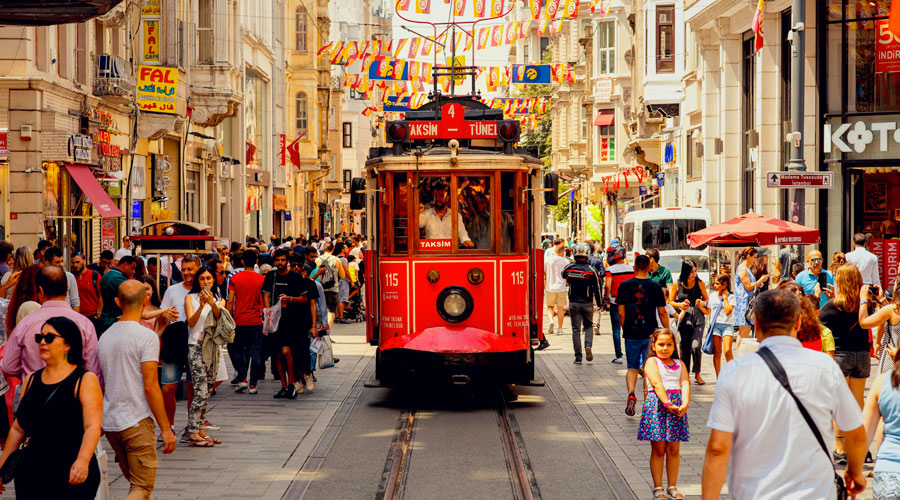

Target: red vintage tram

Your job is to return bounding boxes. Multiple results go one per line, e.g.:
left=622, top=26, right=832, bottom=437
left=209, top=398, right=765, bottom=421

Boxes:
left=353, top=97, right=559, bottom=386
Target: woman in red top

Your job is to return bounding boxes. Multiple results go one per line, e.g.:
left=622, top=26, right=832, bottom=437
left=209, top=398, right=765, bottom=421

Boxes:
left=777, top=281, right=825, bottom=351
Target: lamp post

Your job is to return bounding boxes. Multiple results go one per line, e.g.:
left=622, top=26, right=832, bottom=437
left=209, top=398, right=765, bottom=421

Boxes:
left=787, top=0, right=806, bottom=225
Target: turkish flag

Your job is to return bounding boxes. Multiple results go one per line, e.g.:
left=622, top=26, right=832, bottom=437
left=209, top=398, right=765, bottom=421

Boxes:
left=287, top=133, right=304, bottom=170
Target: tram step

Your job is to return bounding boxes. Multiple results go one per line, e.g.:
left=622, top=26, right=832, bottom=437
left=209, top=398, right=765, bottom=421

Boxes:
left=518, top=379, right=546, bottom=387
left=364, top=378, right=385, bottom=388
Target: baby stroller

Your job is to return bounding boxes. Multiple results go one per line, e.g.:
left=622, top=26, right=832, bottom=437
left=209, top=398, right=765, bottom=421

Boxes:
left=343, top=283, right=366, bottom=322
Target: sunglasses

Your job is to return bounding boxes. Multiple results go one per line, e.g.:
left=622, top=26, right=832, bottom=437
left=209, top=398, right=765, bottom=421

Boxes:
left=810, top=258, right=823, bottom=262
left=34, top=333, right=62, bottom=344
left=217, top=270, right=226, bottom=275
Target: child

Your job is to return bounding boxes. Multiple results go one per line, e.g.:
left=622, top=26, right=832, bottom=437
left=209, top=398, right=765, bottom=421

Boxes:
left=637, top=328, right=690, bottom=500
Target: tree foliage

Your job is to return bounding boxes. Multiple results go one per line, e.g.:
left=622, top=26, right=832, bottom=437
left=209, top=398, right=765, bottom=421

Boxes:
left=552, top=181, right=570, bottom=222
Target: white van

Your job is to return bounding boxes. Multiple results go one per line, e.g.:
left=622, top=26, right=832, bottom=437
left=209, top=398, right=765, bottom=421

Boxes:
left=621, top=207, right=712, bottom=257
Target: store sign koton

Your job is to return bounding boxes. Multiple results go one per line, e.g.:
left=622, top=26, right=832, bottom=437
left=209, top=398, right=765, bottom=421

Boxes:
left=824, top=120, right=900, bottom=154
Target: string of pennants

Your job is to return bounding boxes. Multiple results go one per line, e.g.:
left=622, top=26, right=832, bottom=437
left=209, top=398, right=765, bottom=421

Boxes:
left=600, top=166, right=650, bottom=194
left=318, top=0, right=611, bottom=69
left=397, top=0, right=611, bottom=21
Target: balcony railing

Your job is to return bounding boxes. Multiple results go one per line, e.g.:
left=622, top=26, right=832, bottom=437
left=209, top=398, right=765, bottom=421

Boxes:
left=93, top=54, right=135, bottom=103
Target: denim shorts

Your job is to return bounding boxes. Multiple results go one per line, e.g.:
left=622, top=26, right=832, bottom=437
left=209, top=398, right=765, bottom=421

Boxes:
left=834, top=351, right=871, bottom=379
left=160, top=361, right=191, bottom=385
left=710, top=322, right=736, bottom=338
left=625, top=339, right=650, bottom=370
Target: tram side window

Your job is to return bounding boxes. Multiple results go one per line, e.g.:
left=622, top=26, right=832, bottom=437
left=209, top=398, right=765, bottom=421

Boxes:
left=458, top=176, right=492, bottom=250
left=500, top=172, right=517, bottom=253
left=392, top=173, right=409, bottom=253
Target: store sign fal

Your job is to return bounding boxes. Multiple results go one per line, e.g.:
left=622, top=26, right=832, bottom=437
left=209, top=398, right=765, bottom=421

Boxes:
left=824, top=120, right=900, bottom=153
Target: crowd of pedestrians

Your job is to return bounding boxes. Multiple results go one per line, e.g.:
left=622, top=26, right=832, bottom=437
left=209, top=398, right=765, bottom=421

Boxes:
left=542, top=231, right=900, bottom=499
left=0, top=231, right=365, bottom=498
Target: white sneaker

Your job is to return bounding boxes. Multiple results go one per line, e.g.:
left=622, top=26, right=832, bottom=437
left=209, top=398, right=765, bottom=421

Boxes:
left=248, top=385, right=258, bottom=394
left=235, top=380, right=248, bottom=393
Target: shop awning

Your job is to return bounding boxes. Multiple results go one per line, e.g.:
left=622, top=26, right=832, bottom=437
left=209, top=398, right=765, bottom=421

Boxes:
left=64, top=163, right=124, bottom=218
left=593, top=109, right=615, bottom=126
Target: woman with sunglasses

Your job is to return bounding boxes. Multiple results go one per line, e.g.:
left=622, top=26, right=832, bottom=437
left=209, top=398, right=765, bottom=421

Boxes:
left=0, top=316, right=102, bottom=498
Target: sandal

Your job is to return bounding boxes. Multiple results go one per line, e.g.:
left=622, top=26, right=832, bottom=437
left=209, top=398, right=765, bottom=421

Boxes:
left=652, top=487, right=666, bottom=499
left=667, top=486, right=684, bottom=499
left=189, top=437, right=215, bottom=447
left=204, top=436, right=222, bottom=445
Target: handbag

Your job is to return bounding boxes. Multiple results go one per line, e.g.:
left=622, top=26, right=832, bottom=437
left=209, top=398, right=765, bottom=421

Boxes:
left=744, top=287, right=757, bottom=325
left=317, top=334, right=334, bottom=369
left=262, top=273, right=282, bottom=335
left=0, top=373, right=63, bottom=484
left=702, top=300, right=723, bottom=356
left=159, top=322, right=188, bottom=365
left=757, top=346, right=848, bottom=500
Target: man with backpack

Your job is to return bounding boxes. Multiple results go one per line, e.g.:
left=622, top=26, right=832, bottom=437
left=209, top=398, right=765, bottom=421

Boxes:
left=72, top=253, right=103, bottom=330
left=312, top=242, right=345, bottom=328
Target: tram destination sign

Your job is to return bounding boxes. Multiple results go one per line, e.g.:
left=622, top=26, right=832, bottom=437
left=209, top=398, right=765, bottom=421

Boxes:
left=407, top=102, right=498, bottom=140
left=766, top=171, right=834, bottom=189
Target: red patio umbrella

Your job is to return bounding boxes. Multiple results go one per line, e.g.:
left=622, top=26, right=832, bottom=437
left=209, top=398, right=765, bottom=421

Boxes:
left=687, top=212, right=820, bottom=248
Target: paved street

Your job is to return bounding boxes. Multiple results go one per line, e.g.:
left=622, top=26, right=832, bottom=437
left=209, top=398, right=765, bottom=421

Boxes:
left=81, top=313, right=881, bottom=500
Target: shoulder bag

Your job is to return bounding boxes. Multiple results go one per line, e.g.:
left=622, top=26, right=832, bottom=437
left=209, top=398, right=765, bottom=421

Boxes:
left=757, top=346, right=848, bottom=500
left=0, top=372, right=62, bottom=483
left=702, top=300, right=723, bottom=355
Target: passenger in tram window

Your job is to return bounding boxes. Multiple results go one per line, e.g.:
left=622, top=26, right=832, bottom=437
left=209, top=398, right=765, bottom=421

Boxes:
left=458, top=177, right=491, bottom=250
left=500, top=173, right=517, bottom=253
left=418, top=179, right=474, bottom=248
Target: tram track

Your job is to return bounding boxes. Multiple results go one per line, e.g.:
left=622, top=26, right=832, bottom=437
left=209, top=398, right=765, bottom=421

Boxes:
left=376, top=388, right=542, bottom=500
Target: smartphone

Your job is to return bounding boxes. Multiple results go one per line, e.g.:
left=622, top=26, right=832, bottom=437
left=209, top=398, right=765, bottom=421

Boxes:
left=202, top=285, right=211, bottom=293
left=869, top=284, right=879, bottom=297
left=817, top=272, right=828, bottom=287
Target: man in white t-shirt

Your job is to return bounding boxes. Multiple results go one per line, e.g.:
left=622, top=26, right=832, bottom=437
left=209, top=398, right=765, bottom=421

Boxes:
left=99, top=280, right=176, bottom=497
left=114, top=235, right=134, bottom=264
left=544, top=244, right=569, bottom=335
left=702, top=289, right=867, bottom=500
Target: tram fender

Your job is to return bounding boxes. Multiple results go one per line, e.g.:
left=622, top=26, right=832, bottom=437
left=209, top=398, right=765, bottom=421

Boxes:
left=381, top=326, right=528, bottom=353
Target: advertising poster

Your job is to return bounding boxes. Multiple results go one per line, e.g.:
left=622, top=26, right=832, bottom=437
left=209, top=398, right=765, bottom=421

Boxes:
left=137, top=65, right=178, bottom=114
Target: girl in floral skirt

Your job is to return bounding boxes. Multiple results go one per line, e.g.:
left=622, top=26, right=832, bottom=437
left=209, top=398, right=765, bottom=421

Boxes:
left=638, top=328, right=690, bottom=499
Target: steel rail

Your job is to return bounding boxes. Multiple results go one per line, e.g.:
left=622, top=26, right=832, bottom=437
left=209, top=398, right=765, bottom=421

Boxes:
left=376, top=409, right=418, bottom=500
left=496, top=391, right=542, bottom=500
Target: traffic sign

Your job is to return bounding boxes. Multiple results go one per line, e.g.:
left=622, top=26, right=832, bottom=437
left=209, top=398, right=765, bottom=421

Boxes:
left=407, top=102, right=498, bottom=140
left=766, top=171, right=834, bottom=189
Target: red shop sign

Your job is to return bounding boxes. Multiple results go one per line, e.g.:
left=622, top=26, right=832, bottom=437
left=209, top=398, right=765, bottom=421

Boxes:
left=0, top=132, right=7, bottom=154
left=876, top=20, right=900, bottom=74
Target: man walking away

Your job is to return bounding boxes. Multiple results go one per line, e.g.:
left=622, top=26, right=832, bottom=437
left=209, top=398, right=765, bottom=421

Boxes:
left=226, top=250, right=265, bottom=394
left=312, top=242, right=345, bottom=328
left=42, top=247, right=80, bottom=312
left=97, top=256, right=137, bottom=335
left=72, top=253, right=102, bottom=328
left=98, top=280, right=176, bottom=499
left=617, top=255, right=668, bottom=416
left=845, top=233, right=881, bottom=286
left=605, top=245, right=635, bottom=364
left=562, top=244, right=603, bottom=363
left=702, top=289, right=867, bottom=499
left=544, top=243, right=568, bottom=337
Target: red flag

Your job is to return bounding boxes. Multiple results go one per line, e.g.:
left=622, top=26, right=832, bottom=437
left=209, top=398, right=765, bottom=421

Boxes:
left=397, top=0, right=411, bottom=11
left=287, top=133, right=305, bottom=170
left=890, top=0, right=900, bottom=37
left=563, top=0, right=578, bottom=18
left=490, top=25, right=503, bottom=47
left=544, top=0, right=560, bottom=18
left=751, top=0, right=764, bottom=52
left=490, top=0, right=504, bottom=17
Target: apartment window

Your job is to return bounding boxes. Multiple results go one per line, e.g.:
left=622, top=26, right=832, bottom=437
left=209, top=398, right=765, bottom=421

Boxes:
left=342, top=122, right=352, bottom=148
left=198, top=0, right=213, bottom=64
left=524, top=43, right=529, bottom=62
left=185, top=169, right=200, bottom=222
left=540, top=37, right=549, bottom=58
left=296, top=7, right=308, bottom=52
left=581, top=105, right=588, bottom=139
left=656, top=5, right=675, bottom=73
left=595, top=109, right=616, bottom=162
left=343, top=170, right=352, bottom=191
left=296, top=92, right=308, bottom=136
left=329, top=107, right=337, bottom=130
left=597, top=21, right=615, bottom=75
left=75, top=23, right=87, bottom=84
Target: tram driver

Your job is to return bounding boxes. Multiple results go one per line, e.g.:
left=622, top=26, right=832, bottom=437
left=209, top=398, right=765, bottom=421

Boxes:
left=419, top=181, right=475, bottom=248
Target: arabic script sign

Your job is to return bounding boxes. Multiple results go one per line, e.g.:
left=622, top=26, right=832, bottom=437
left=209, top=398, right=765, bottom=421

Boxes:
left=136, top=65, right=178, bottom=114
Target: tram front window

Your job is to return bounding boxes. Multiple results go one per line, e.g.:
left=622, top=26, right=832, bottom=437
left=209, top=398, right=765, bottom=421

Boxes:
left=418, top=176, right=474, bottom=250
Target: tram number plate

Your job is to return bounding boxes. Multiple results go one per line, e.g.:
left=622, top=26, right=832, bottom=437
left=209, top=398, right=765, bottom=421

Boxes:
left=407, top=102, right=498, bottom=140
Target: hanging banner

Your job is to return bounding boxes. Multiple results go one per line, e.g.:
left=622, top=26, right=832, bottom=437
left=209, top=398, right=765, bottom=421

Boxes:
left=136, top=65, right=178, bottom=114
left=511, top=64, right=551, bottom=83
left=144, top=20, right=160, bottom=62
left=141, top=0, right=161, bottom=15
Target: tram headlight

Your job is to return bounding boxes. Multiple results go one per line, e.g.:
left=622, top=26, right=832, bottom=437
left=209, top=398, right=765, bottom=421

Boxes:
left=436, top=287, right=474, bottom=323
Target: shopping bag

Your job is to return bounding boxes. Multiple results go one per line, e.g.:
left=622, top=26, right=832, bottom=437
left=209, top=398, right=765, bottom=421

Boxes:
left=94, top=441, right=109, bottom=500
left=262, top=299, right=282, bottom=335
left=317, top=335, right=334, bottom=369
left=734, top=336, right=759, bottom=358
left=702, top=302, right=723, bottom=356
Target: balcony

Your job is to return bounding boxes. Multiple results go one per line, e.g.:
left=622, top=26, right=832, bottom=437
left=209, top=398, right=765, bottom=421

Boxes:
left=324, top=180, right=343, bottom=194
left=93, top=54, right=135, bottom=105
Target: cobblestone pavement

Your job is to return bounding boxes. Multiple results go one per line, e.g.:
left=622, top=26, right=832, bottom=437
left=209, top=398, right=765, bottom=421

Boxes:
left=537, top=311, right=880, bottom=500
left=69, top=313, right=879, bottom=499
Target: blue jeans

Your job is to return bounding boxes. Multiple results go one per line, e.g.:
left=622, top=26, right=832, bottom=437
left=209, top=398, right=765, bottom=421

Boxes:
left=232, top=324, right=263, bottom=386
left=609, top=304, right=623, bottom=358
left=625, top=339, right=650, bottom=370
